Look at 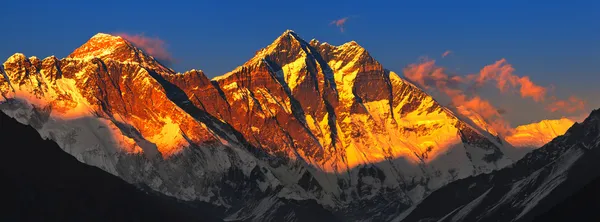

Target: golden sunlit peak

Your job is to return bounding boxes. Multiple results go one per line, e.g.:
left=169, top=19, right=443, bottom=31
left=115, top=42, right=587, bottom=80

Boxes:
left=266, top=30, right=297, bottom=44
left=343, top=40, right=359, bottom=46
left=274, top=29, right=302, bottom=43
left=282, top=29, right=297, bottom=35
left=506, top=117, right=575, bottom=148
left=4, top=53, right=34, bottom=66
left=91, top=32, right=119, bottom=39
left=337, top=40, right=368, bottom=53
left=67, top=32, right=174, bottom=71
left=87, top=33, right=129, bottom=45
left=68, top=33, right=131, bottom=60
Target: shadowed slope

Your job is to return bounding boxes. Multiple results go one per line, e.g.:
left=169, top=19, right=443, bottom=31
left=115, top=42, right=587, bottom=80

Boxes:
left=0, top=111, right=222, bottom=222
left=532, top=173, right=600, bottom=221
left=401, top=108, right=600, bottom=222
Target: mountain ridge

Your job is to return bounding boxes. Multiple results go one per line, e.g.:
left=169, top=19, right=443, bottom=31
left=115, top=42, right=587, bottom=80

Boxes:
left=0, top=30, right=577, bottom=221
left=400, top=108, right=600, bottom=222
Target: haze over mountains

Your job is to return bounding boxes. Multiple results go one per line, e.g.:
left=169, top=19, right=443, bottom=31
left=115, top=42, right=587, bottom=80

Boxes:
left=0, top=30, right=594, bottom=221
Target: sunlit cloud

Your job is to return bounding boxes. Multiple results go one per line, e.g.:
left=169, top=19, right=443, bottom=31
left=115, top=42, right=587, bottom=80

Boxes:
left=403, top=59, right=512, bottom=135
left=468, top=59, right=547, bottom=102
left=442, top=50, right=452, bottom=58
left=517, top=76, right=546, bottom=102
left=113, top=33, right=174, bottom=65
left=403, top=57, right=589, bottom=135
left=330, top=17, right=349, bottom=32
left=546, top=96, right=586, bottom=113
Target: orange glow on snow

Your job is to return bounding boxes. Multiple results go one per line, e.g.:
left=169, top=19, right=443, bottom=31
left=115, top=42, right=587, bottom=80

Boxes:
left=505, top=118, right=575, bottom=148
left=0, top=33, right=588, bottom=174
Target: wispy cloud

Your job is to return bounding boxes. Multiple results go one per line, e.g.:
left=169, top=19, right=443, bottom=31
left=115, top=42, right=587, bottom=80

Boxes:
left=441, top=50, right=452, bottom=58
left=468, top=59, right=586, bottom=114
left=468, top=58, right=546, bottom=102
left=113, top=33, right=174, bottom=65
left=403, top=59, right=512, bottom=135
left=546, top=96, right=587, bottom=113
left=330, top=17, right=349, bottom=32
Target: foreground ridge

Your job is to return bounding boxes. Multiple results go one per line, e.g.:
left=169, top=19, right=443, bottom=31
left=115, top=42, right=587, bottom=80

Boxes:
left=0, top=110, right=223, bottom=222
left=402, top=109, right=600, bottom=222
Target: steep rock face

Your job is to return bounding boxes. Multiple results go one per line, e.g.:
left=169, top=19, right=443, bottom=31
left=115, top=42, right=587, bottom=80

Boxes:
left=0, top=30, right=536, bottom=221
left=209, top=31, right=512, bottom=189
left=0, top=35, right=293, bottom=219
left=160, top=69, right=232, bottom=123
left=2, top=35, right=218, bottom=157
left=400, top=109, right=600, bottom=222
left=205, top=31, right=514, bottom=219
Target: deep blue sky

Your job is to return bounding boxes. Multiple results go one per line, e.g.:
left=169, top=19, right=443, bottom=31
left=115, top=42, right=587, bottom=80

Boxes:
left=1, top=0, right=599, bottom=124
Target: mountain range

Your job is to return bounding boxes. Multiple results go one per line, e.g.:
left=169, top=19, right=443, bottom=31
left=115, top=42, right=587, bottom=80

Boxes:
left=0, top=30, right=590, bottom=221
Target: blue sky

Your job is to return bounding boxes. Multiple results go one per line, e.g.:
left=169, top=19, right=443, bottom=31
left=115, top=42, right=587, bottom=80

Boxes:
left=1, top=0, right=599, bottom=124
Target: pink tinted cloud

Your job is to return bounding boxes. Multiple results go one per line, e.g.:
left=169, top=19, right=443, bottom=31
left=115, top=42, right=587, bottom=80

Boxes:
left=403, top=57, right=589, bottom=134
left=114, top=33, right=174, bottom=64
left=468, top=58, right=547, bottom=102
left=518, top=76, right=547, bottom=102
left=330, top=17, right=349, bottom=32
left=441, top=50, right=452, bottom=58
left=403, top=59, right=513, bottom=135
left=546, top=96, right=587, bottom=114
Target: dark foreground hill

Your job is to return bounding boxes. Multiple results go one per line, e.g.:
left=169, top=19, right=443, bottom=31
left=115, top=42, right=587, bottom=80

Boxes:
left=0, top=111, right=222, bottom=222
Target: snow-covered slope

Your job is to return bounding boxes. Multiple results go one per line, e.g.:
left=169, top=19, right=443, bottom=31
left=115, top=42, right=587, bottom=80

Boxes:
left=0, top=30, right=565, bottom=221
left=0, top=110, right=223, bottom=222
left=0, top=35, right=316, bottom=221
left=400, top=108, right=600, bottom=222
left=505, top=117, right=574, bottom=149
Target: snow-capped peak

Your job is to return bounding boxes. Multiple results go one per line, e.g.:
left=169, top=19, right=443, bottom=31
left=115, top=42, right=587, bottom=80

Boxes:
left=269, top=30, right=305, bottom=49
left=91, top=32, right=120, bottom=39
left=506, top=117, right=576, bottom=148
left=67, top=32, right=173, bottom=73
left=282, top=29, right=296, bottom=35
left=68, top=32, right=133, bottom=60
left=4, top=53, right=28, bottom=65
left=341, top=40, right=359, bottom=47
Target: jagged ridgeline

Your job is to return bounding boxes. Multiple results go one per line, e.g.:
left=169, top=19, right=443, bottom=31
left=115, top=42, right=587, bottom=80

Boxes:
left=0, top=30, right=574, bottom=221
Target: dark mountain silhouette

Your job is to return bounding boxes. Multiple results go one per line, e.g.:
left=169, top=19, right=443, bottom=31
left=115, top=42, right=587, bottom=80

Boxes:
left=532, top=174, right=600, bottom=222
left=0, top=111, right=222, bottom=222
